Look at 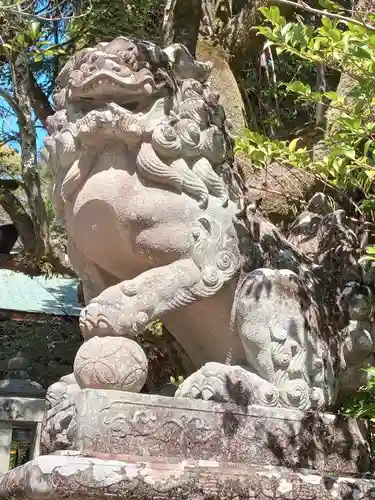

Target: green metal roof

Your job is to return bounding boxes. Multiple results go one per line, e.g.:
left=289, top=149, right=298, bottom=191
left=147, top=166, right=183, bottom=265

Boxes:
left=0, top=270, right=82, bottom=317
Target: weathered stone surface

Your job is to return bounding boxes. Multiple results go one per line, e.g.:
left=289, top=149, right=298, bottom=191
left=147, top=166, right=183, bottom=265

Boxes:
left=43, top=35, right=375, bottom=416
left=75, top=390, right=370, bottom=475
left=0, top=454, right=375, bottom=500
left=0, top=396, right=45, bottom=422
left=40, top=373, right=79, bottom=454
left=74, top=337, right=148, bottom=391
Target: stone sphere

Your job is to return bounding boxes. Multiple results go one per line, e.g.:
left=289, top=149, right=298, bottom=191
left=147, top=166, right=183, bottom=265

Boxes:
left=74, top=336, right=148, bottom=392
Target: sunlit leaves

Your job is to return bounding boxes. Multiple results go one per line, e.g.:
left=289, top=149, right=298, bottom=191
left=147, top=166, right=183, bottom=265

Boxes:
left=235, top=129, right=309, bottom=170
left=253, top=6, right=375, bottom=214
left=257, top=6, right=375, bottom=76
left=284, top=81, right=311, bottom=95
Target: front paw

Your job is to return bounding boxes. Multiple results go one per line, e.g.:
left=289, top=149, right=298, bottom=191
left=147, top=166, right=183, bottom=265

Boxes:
left=175, top=362, right=279, bottom=407
left=79, top=284, right=150, bottom=339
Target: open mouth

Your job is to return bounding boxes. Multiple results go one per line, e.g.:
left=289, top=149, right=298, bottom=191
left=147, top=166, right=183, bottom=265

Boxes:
left=69, top=75, right=157, bottom=113
left=70, top=69, right=155, bottom=94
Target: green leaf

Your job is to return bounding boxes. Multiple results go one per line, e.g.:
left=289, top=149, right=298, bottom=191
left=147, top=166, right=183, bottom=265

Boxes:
left=329, top=28, right=341, bottom=42
left=269, top=6, right=281, bottom=24
left=29, top=21, right=40, bottom=41
left=288, top=138, right=300, bottom=152
left=33, top=54, right=43, bottom=63
left=318, top=0, right=341, bottom=10
left=285, top=81, right=311, bottom=95
left=281, top=22, right=293, bottom=36
left=364, top=140, right=374, bottom=157
left=365, top=245, right=375, bottom=255
left=37, top=40, right=53, bottom=47
left=251, top=150, right=267, bottom=164
left=321, top=16, right=333, bottom=29
left=14, top=33, right=26, bottom=47
left=324, top=91, right=338, bottom=101
left=342, top=148, right=356, bottom=160
left=259, top=7, right=272, bottom=20
left=260, top=6, right=284, bottom=25
left=256, top=26, right=275, bottom=40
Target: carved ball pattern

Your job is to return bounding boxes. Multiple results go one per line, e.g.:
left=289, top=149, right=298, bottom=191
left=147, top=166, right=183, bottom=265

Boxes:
left=74, top=336, right=148, bottom=392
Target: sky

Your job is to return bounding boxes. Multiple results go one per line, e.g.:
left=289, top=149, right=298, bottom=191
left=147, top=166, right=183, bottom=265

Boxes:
left=1, top=3, right=59, bottom=157
left=2, top=101, right=48, bottom=154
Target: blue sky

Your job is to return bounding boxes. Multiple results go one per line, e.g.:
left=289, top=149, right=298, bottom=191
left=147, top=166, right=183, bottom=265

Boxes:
left=2, top=101, right=48, bottom=154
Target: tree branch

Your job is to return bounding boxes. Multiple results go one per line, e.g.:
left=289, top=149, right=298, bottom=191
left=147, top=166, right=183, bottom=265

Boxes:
left=0, top=0, right=93, bottom=22
left=273, top=0, right=375, bottom=31
left=0, top=89, right=25, bottom=125
left=28, top=70, right=55, bottom=127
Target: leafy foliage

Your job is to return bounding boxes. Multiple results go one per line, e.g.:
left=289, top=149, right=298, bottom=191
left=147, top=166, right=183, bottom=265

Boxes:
left=69, top=0, right=164, bottom=49
left=342, top=367, right=375, bottom=419
left=237, top=5, right=375, bottom=211
left=235, top=129, right=309, bottom=169
left=235, top=4, right=375, bottom=419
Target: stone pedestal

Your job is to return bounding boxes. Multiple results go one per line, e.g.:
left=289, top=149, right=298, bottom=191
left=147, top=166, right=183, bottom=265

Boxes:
left=0, top=390, right=374, bottom=499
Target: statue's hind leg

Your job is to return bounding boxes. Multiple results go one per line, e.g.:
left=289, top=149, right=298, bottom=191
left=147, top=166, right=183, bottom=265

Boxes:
left=235, top=268, right=332, bottom=410
left=177, top=268, right=332, bottom=411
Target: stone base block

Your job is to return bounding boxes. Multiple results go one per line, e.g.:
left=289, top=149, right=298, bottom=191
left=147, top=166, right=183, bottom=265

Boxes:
left=0, top=454, right=374, bottom=500
left=75, top=389, right=371, bottom=475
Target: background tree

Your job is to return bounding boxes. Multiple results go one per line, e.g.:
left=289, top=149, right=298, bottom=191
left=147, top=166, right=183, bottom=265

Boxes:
left=0, top=0, right=88, bottom=272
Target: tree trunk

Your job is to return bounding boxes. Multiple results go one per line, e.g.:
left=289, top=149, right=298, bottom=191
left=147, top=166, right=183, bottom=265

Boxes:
left=196, top=40, right=246, bottom=133
left=162, top=1, right=247, bottom=132
left=11, top=53, right=49, bottom=259
left=163, top=0, right=203, bottom=55
left=0, top=188, right=37, bottom=255
left=221, top=0, right=295, bottom=74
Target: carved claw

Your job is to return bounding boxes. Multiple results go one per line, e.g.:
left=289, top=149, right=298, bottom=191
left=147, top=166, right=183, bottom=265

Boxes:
left=79, top=283, right=151, bottom=340
left=176, top=362, right=279, bottom=407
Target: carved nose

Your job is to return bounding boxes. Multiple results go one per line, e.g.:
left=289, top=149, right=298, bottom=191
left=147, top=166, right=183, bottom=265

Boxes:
left=94, top=54, right=107, bottom=69
left=88, top=51, right=107, bottom=69
left=106, top=60, right=131, bottom=76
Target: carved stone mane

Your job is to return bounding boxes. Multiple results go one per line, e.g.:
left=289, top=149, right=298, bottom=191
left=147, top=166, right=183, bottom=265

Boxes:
left=45, top=38, right=246, bottom=223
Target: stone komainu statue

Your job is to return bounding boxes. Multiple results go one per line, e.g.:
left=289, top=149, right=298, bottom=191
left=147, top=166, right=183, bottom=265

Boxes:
left=42, top=38, right=375, bottom=449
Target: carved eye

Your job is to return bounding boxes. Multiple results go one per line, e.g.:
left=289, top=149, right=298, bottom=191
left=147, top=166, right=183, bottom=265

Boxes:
left=187, top=122, right=200, bottom=142
left=163, top=125, right=177, bottom=141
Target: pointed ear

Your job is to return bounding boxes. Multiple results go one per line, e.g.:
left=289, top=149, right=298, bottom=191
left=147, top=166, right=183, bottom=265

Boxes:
left=163, top=43, right=213, bottom=83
